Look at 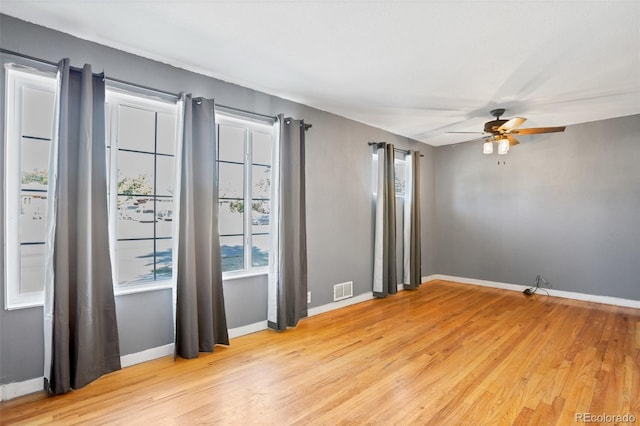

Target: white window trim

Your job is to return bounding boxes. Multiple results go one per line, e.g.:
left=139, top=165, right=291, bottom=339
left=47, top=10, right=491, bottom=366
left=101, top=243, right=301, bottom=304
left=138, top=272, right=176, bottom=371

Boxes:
left=216, top=111, right=274, bottom=279
left=4, top=67, right=56, bottom=310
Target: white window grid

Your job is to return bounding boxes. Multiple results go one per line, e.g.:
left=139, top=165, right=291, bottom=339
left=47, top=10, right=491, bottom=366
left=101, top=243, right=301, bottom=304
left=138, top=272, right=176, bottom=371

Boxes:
left=216, top=112, right=274, bottom=278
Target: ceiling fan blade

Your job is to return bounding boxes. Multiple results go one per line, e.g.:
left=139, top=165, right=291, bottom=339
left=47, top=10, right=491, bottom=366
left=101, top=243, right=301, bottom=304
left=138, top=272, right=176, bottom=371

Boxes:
left=506, top=134, right=520, bottom=146
left=463, top=136, right=487, bottom=144
left=512, top=126, right=566, bottom=135
left=498, top=117, right=526, bottom=132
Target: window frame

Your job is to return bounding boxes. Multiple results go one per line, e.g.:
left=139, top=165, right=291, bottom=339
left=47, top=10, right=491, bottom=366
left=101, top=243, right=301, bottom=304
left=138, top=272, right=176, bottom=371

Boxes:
left=216, top=111, right=274, bottom=279
left=105, top=88, right=179, bottom=294
left=4, top=67, right=56, bottom=310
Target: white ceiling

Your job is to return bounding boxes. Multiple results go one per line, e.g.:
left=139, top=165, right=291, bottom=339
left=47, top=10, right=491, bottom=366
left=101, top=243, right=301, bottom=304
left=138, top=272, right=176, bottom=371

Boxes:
left=2, top=1, right=639, bottom=146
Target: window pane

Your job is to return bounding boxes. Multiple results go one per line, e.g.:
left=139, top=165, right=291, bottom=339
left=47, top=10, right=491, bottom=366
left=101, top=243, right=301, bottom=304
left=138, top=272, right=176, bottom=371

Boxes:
left=20, top=244, right=45, bottom=293
left=156, top=155, right=175, bottom=196
left=371, top=153, right=379, bottom=195
left=117, top=195, right=139, bottom=218
left=394, top=159, right=406, bottom=196
left=156, top=112, right=176, bottom=155
left=106, top=146, right=111, bottom=194
left=21, top=137, right=49, bottom=189
left=252, top=130, right=272, bottom=165
left=117, top=240, right=155, bottom=284
left=251, top=234, right=269, bottom=268
left=155, top=239, right=173, bottom=281
left=220, top=236, right=244, bottom=272
left=117, top=197, right=155, bottom=239
left=117, top=151, right=154, bottom=196
left=155, top=199, right=173, bottom=238
left=251, top=200, right=270, bottom=234
left=218, top=124, right=245, bottom=163
left=252, top=165, right=271, bottom=199
left=118, top=105, right=155, bottom=152
left=219, top=162, right=244, bottom=199
left=105, top=102, right=112, bottom=148
left=21, top=87, right=54, bottom=139
left=219, top=200, right=244, bottom=236
left=20, top=192, right=47, bottom=243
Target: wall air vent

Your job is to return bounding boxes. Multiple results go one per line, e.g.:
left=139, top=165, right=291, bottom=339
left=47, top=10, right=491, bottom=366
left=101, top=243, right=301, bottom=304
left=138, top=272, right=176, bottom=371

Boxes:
left=334, top=281, right=353, bottom=302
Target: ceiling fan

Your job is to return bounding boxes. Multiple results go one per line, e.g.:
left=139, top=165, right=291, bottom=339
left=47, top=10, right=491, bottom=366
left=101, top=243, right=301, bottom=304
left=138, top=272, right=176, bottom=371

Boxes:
left=450, top=108, right=566, bottom=155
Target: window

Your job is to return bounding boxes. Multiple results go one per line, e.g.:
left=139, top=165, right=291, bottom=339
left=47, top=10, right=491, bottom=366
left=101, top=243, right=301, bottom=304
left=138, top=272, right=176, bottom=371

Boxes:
left=394, top=152, right=407, bottom=197
left=4, top=67, right=178, bottom=309
left=372, top=150, right=407, bottom=197
left=371, top=149, right=409, bottom=282
left=105, top=91, right=178, bottom=289
left=4, top=67, right=56, bottom=308
left=216, top=113, right=274, bottom=275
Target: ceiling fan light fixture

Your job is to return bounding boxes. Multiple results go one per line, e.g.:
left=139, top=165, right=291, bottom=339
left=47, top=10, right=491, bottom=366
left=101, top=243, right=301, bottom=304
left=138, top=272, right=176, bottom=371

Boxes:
left=473, top=109, right=566, bottom=156
left=483, top=140, right=493, bottom=154
left=497, top=138, right=509, bottom=155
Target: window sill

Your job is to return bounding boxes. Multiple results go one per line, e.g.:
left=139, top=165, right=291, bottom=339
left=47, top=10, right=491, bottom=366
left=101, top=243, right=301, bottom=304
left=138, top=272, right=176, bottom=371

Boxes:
left=4, top=298, right=44, bottom=311
left=223, top=268, right=268, bottom=282
left=5, top=271, right=267, bottom=310
left=114, top=280, right=174, bottom=297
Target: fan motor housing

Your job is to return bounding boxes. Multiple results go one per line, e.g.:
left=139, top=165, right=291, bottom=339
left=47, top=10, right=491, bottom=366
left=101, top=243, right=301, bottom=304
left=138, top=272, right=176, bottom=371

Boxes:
left=484, top=119, right=508, bottom=134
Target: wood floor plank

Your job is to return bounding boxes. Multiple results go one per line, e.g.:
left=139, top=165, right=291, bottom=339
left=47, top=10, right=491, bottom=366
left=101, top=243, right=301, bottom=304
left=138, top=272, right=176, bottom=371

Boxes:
left=1, top=279, right=639, bottom=425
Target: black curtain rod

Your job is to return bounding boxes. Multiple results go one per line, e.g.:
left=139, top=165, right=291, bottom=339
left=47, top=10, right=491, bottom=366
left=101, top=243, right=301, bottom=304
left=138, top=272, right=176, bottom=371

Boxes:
left=215, top=104, right=278, bottom=123
left=0, top=48, right=59, bottom=67
left=368, top=142, right=424, bottom=157
left=368, top=141, right=410, bottom=154
left=1, top=48, right=280, bottom=123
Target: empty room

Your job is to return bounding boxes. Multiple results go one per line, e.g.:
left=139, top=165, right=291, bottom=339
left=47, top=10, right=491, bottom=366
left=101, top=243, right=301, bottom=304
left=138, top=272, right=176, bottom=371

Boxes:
left=0, top=1, right=639, bottom=424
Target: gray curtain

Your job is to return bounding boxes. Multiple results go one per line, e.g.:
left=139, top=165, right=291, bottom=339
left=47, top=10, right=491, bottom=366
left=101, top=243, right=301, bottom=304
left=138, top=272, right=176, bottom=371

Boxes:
left=267, top=116, right=308, bottom=331
left=43, top=59, right=120, bottom=395
left=373, top=143, right=397, bottom=298
left=403, top=150, right=422, bottom=290
left=175, top=94, right=229, bottom=358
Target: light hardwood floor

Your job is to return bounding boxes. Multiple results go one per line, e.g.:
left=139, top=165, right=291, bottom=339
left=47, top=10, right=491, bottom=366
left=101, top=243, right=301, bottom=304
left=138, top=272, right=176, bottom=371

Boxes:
left=1, top=279, right=639, bottom=425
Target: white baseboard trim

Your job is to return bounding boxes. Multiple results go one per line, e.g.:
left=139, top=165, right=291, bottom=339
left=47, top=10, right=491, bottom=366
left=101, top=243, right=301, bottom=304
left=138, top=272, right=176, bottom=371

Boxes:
left=430, top=274, right=640, bottom=309
left=120, top=343, right=174, bottom=368
left=422, top=275, right=438, bottom=283
left=0, top=376, right=43, bottom=402
left=308, top=291, right=375, bottom=317
left=226, top=292, right=380, bottom=337
left=308, top=278, right=446, bottom=318
left=228, top=321, right=268, bottom=339
left=2, top=343, right=177, bottom=401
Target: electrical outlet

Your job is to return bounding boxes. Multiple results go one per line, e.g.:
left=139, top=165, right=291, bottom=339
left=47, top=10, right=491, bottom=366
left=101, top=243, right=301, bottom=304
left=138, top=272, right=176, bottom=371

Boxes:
left=307, top=292, right=311, bottom=304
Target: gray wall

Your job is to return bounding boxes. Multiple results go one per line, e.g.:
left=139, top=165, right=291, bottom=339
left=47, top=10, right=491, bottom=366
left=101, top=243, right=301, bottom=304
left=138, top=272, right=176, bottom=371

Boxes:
left=0, top=15, right=435, bottom=385
left=435, top=114, right=640, bottom=299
